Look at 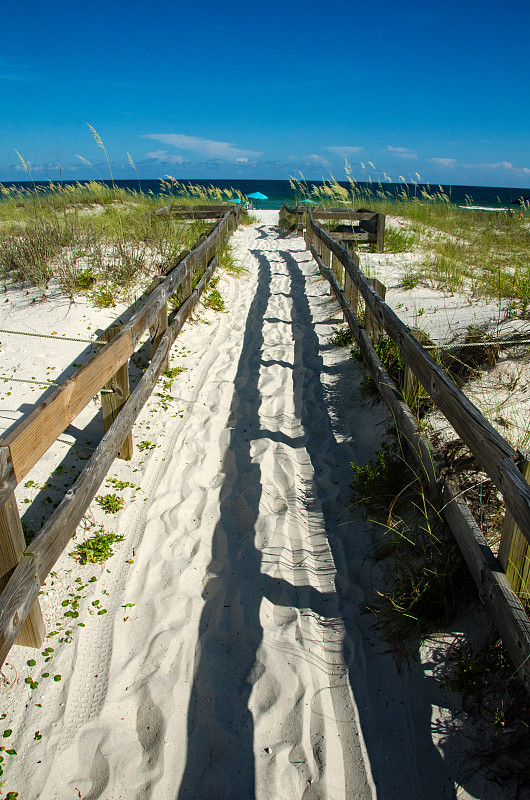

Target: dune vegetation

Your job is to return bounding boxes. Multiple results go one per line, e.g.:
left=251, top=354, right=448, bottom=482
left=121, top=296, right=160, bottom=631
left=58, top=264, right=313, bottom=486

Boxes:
left=0, top=167, right=244, bottom=306
left=291, top=166, right=530, bottom=313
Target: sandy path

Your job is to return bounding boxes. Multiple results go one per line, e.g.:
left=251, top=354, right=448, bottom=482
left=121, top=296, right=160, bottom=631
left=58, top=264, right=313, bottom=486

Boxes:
left=1, top=212, right=492, bottom=799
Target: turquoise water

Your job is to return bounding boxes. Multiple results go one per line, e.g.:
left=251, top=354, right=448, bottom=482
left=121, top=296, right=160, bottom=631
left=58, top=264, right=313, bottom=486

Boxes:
left=3, top=178, right=529, bottom=210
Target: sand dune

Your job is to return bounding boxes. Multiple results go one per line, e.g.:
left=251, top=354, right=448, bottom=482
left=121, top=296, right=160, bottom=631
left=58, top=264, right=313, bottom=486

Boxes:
left=0, top=212, right=501, bottom=799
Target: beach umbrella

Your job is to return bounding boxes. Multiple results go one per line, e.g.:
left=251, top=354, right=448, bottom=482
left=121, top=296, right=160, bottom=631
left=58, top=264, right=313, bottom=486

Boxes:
left=298, top=199, right=318, bottom=205
left=227, top=197, right=242, bottom=203
left=247, top=192, right=268, bottom=200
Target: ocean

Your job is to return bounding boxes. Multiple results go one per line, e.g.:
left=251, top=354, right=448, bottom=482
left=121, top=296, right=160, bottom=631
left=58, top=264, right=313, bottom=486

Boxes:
left=2, top=178, right=529, bottom=211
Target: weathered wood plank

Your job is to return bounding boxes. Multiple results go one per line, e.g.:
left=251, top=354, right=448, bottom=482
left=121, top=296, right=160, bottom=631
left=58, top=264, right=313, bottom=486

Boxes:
left=311, top=211, right=379, bottom=221
left=305, top=232, right=436, bottom=484
left=0, top=208, right=235, bottom=504
left=365, top=278, right=386, bottom=342
left=0, top=252, right=223, bottom=666
left=320, top=242, right=332, bottom=293
left=309, top=211, right=530, bottom=548
left=0, top=495, right=30, bottom=582
left=343, top=270, right=358, bottom=317
left=297, top=209, right=304, bottom=237
left=328, top=231, right=374, bottom=242
left=3, top=328, right=135, bottom=483
left=151, top=306, right=169, bottom=369
left=156, top=211, right=227, bottom=220
left=0, top=495, right=45, bottom=647
left=147, top=275, right=170, bottom=373
left=0, top=447, right=17, bottom=514
left=499, top=453, right=530, bottom=598
left=0, top=555, right=41, bottom=664
left=153, top=204, right=231, bottom=216
left=307, top=228, right=530, bottom=696
left=331, top=251, right=344, bottom=286
left=443, top=479, right=530, bottom=694
left=97, top=326, right=133, bottom=460
left=376, top=212, right=385, bottom=254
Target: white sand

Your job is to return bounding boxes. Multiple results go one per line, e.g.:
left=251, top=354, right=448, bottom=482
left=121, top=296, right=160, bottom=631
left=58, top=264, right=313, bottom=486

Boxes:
left=0, top=212, right=506, bottom=798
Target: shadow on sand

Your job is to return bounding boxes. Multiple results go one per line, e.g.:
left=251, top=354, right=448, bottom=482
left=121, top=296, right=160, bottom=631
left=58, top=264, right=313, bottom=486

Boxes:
left=177, top=230, right=474, bottom=799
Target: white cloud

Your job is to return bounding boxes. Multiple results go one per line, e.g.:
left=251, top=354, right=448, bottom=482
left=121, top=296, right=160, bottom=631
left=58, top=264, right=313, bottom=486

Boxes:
left=308, top=153, right=331, bottom=167
left=387, top=145, right=417, bottom=158
left=464, top=160, right=530, bottom=176
left=235, top=157, right=249, bottom=164
left=14, top=160, right=42, bottom=172
left=143, top=133, right=262, bottom=162
left=500, top=161, right=530, bottom=175
left=145, top=150, right=188, bottom=164
left=424, top=158, right=530, bottom=178
left=429, top=157, right=457, bottom=168
left=326, top=146, right=363, bottom=157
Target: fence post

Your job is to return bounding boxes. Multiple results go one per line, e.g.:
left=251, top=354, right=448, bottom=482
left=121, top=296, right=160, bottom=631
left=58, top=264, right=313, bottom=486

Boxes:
left=309, top=217, right=316, bottom=248
left=331, top=252, right=344, bottom=287
left=321, top=243, right=333, bottom=293
left=499, top=452, right=530, bottom=603
left=343, top=270, right=359, bottom=318
left=376, top=213, right=385, bottom=253
left=0, top=494, right=45, bottom=647
left=147, top=276, right=170, bottom=373
left=176, top=266, right=193, bottom=307
left=403, top=328, right=434, bottom=405
left=341, top=242, right=359, bottom=320
left=97, top=325, right=133, bottom=460
left=364, top=278, right=386, bottom=342
left=297, top=208, right=304, bottom=236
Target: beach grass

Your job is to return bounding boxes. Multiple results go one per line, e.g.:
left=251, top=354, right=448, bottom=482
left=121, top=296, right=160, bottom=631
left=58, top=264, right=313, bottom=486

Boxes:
left=0, top=177, right=239, bottom=305
left=349, top=437, right=470, bottom=645
left=290, top=170, right=530, bottom=312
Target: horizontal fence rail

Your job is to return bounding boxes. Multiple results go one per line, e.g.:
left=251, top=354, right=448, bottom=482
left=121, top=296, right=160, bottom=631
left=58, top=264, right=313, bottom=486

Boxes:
left=280, top=205, right=385, bottom=252
left=304, top=211, right=530, bottom=541
left=298, top=206, right=530, bottom=693
left=0, top=205, right=240, bottom=660
left=0, top=207, right=237, bottom=502
left=153, top=204, right=236, bottom=219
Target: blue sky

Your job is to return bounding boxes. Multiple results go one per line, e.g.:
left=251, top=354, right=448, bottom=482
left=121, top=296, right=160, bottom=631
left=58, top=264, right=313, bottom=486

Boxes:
left=2, top=0, right=529, bottom=187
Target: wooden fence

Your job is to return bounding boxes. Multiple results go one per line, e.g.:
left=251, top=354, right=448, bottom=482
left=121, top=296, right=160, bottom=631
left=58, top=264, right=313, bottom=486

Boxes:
left=299, top=207, right=530, bottom=693
left=279, top=205, right=385, bottom=252
left=0, top=204, right=241, bottom=663
left=153, top=204, right=239, bottom=220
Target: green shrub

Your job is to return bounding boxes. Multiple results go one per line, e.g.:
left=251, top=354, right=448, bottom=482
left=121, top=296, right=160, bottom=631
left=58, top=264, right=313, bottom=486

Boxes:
left=350, top=441, right=408, bottom=508
left=203, top=288, right=225, bottom=311
left=96, top=493, right=124, bottom=513
left=71, top=530, right=125, bottom=564
left=329, top=325, right=354, bottom=347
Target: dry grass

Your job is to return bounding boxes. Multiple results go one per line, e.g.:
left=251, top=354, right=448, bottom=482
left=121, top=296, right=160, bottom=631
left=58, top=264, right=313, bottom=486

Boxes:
left=290, top=169, right=530, bottom=311
left=0, top=180, right=235, bottom=305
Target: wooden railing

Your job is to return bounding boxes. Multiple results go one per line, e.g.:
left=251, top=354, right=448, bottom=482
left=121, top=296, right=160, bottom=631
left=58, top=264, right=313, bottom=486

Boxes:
left=153, top=204, right=238, bottom=220
left=279, top=205, right=385, bottom=252
left=0, top=205, right=240, bottom=663
left=301, top=208, right=530, bottom=693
